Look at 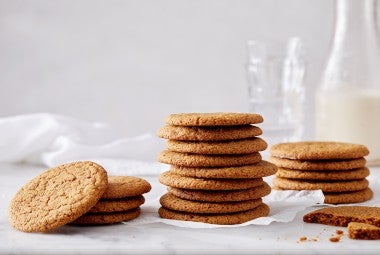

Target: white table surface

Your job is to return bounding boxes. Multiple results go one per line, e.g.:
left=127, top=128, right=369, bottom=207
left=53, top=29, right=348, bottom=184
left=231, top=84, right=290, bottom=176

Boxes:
left=1, top=163, right=380, bottom=255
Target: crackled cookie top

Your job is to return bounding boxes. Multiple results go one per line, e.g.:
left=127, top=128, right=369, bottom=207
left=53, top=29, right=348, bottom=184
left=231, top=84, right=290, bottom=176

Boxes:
left=8, top=161, right=108, bottom=232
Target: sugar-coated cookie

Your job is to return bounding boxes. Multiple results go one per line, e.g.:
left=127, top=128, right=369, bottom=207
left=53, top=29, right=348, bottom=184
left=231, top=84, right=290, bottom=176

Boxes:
left=276, top=167, right=369, bottom=180
left=270, top=141, right=369, bottom=160
left=323, top=188, right=373, bottom=204
left=71, top=208, right=141, bottom=225
left=8, top=161, right=108, bottom=232
left=166, top=113, right=263, bottom=126
left=159, top=171, right=264, bottom=190
left=273, top=177, right=368, bottom=192
left=168, top=183, right=271, bottom=202
left=102, top=176, right=151, bottom=199
left=158, top=203, right=269, bottom=225
left=170, top=161, right=277, bottom=179
left=157, top=125, right=262, bottom=141
left=158, top=150, right=262, bottom=167
left=89, top=195, right=145, bottom=213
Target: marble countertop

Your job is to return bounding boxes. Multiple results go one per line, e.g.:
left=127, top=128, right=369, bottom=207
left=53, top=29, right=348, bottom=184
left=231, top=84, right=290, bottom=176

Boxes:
left=1, top=163, right=380, bottom=255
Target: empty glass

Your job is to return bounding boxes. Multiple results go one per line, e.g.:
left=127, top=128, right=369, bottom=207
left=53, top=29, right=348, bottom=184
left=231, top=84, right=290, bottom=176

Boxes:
left=246, top=38, right=306, bottom=150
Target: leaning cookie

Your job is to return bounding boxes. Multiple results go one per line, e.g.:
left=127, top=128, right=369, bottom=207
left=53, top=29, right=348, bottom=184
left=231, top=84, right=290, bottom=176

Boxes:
left=8, top=161, right=108, bottom=232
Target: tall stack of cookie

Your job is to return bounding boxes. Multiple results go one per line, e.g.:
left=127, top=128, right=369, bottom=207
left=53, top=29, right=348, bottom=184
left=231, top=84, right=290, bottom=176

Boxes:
left=269, top=141, right=372, bottom=204
left=157, top=113, right=277, bottom=225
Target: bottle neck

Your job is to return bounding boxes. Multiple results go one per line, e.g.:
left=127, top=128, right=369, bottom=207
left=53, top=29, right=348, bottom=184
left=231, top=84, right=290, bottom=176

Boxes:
left=334, top=0, right=377, bottom=45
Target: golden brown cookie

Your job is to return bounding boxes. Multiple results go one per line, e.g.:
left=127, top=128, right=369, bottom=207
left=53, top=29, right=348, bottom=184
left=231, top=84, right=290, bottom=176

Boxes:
left=303, top=206, right=380, bottom=227
left=157, top=125, right=262, bottom=141
left=268, top=156, right=366, bottom=171
left=270, top=141, right=369, bottom=160
left=166, top=138, right=267, bottom=155
left=165, top=113, right=263, bottom=126
left=158, top=203, right=269, bottom=225
left=276, top=167, right=370, bottom=180
left=88, top=195, right=145, bottom=213
left=158, top=150, right=262, bottom=167
left=159, top=171, right=264, bottom=190
left=168, top=183, right=271, bottom=202
left=71, top=208, right=141, bottom=225
left=8, top=161, right=108, bottom=232
left=169, top=161, right=277, bottom=179
left=324, top=188, right=373, bottom=204
left=348, top=222, right=380, bottom=240
left=160, top=193, right=262, bottom=214
left=101, top=176, right=151, bottom=199
left=273, top=177, right=368, bottom=192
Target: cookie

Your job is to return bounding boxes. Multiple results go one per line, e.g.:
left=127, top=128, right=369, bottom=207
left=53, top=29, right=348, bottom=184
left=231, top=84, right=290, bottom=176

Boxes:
left=8, top=161, right=108, bottom=232
left=303, top=206, right=380, bottom=227
left=101, top=176, right=151, bottom=199
left=270, top=141, right=369, bottom=160
left=88, top=195, right=145, bottom=213
left=158, top=150, right=262, bottom=167
left=167, top=137, right=267, bottom=154
left=276, top=167, right=369, bottom=180
left=324, top=188, right=373, bottom=204
left=71, top=208, right=141, bottom=225
left=159, top=171, right=264, bottom=190
left=160, top=193, right=262, bottom=214
left=157, top=125, right=262, bottom=141
left=268, top=156, right=366, bottom=171
left=165, top=113, right=263, bottom=126
left=168, top=183, right=271, bottom=202
left=273, top=177, right=368, bottom=192
left=348, top=222, right=380, bottom=240
left=170, top=161, right=277, bottom=179
left=158, top=203, right=269, bottom=225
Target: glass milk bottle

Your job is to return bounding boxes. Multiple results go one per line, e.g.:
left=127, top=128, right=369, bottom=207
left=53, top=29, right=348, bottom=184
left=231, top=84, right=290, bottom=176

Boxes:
left=316, top=0, right=380, bottom=165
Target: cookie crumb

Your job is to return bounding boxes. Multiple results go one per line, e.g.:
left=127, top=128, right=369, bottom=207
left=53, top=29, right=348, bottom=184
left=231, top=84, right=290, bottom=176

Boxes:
left=329, top=237, right=340, bottom=242
left=312, top=238, right=318, bottom=242
left=336, top=230, right=344, bottom=235
left=299, top=236, right=307, bottom=242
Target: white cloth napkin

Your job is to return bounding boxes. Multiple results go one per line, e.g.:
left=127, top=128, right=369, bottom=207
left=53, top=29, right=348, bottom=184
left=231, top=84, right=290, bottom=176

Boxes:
left=0, top=113, right=166, bottom=175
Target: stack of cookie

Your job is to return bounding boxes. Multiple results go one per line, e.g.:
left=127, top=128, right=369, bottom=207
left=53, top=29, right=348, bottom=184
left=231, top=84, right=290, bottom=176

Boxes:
left=72, top=176, right=151, bottom=225
left=9, top=161, right=151, bottom=232
left=157, top=113, right=277, bottom=225
left=269, top=141, right=372, bottom=204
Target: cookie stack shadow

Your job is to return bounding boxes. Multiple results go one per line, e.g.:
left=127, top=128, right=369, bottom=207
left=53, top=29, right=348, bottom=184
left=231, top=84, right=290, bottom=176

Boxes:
left=269, top=141, right=372, bottom=204
left=157, top=113, right=277, bottom=225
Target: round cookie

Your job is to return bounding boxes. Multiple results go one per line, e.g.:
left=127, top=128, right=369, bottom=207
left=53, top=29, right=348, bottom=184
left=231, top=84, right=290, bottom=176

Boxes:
left=160, top=193, right=262, bottom=214
left=168, top=183, right=272, bottom=202
left=8, top=161, right=108, bottom=232
left=158, top=150, right=262, bottom=167
left=158, top=203, right=269, bottom=225
left=324, top=188, right=373, bottom=204
left=276, top=167, right=370, bottom=180
left=159, top=171, right=264, bottom=190
left=169, top=161, right=277, bottom=179
left=71, top=208, right=141, bottom=225
left=269, top=156, right=366, bottom=171
left=167, top=138, right=267, bottom=155
left=270, top=141, right=369, bottom=160
left=157, top=125, right=262, bottom=141
left=89, top=195, right=145, bottom=213
left=273, top=177, right=369, bottom=192
left=102, top=176, right=151, bottom=199
left=166, top=113, right=263, bottom=126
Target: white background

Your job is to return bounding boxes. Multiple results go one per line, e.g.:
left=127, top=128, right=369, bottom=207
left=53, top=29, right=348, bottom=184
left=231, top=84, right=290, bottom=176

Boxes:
left=0, top=0, right=338, bottom=137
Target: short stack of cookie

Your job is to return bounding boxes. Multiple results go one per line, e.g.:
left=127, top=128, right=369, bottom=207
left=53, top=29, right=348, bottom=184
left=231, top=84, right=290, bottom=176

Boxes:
left=269, top=141, right=372, bottom=204
left=72, top=176, right=151, bottom=225
left=8, top=161, right=151, bottom=232
left=157, top=113, right=277, bottom=225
